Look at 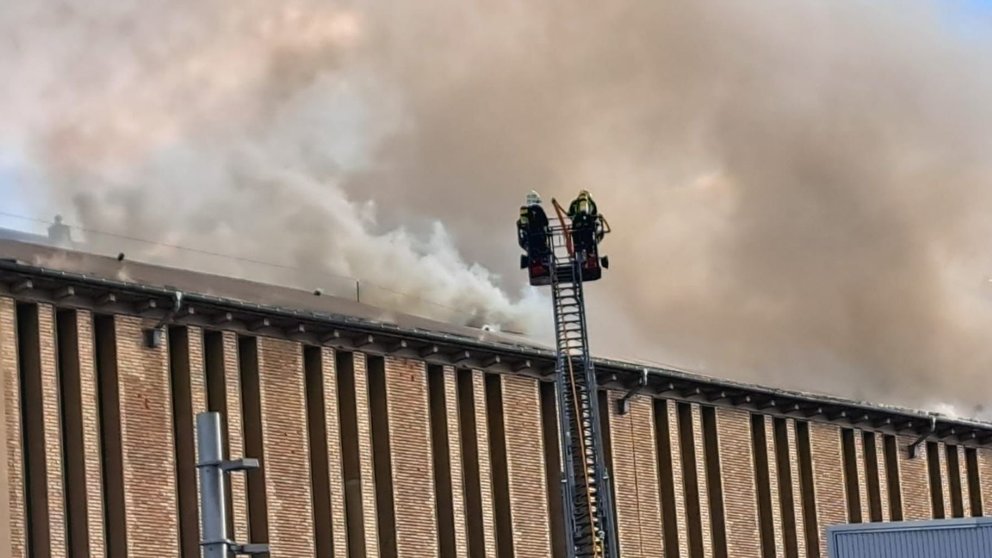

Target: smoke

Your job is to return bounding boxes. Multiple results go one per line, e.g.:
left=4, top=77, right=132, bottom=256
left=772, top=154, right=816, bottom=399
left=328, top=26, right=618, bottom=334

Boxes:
left=3, top=0, right=992, bottom=411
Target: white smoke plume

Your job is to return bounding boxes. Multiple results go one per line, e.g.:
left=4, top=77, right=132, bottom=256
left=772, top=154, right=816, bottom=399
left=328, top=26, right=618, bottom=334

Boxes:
left=3, top=0, right=992, bottom=413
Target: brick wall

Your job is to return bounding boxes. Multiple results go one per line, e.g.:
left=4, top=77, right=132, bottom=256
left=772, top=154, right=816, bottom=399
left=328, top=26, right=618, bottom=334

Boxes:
left=256, top=337, right=315, bottom=556
left=897, top=434, right=932, bottom=520
left=352, top=352, right=381, bottom=556
left=0, top=298, right=23, bottom=557
left=383, top=356, right=439, bottom=557
left=37, top=305, right=67, bottom=558
left=8, top=293, right=992, bottom=557
left=715, top=407, right=761, bottom=558
left=607, top=393, right=664, bottom=557
left=809, top=422, right=846, bottom=557
left=443, top=366, right=469, bottom=557
left=664, top=399, right=691, bottom=556
left=115, top=315, right=179, bottom=557
left=501, top=374, right=553, bottom=557
left=786, top=419, right=808, bottom=558
left=76, top=310, right=105, bottom=556
left=319, top=348, right=350, bottom=556
left=219, top=331, right=250, bottom=542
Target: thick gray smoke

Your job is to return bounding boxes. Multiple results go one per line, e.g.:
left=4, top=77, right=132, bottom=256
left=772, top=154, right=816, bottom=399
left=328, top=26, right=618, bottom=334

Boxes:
left=3, top=0, right=992, bottom=412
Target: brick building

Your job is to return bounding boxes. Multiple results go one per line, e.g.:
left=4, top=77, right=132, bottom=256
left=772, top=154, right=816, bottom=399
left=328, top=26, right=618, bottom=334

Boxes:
left=1, top=237, right=991, bottom=557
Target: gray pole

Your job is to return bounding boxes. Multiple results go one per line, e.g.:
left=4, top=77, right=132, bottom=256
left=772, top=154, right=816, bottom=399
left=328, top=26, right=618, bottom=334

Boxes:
left=196, top=412, right=268, bottom=556
left=197, top=412, right=229, bottom=558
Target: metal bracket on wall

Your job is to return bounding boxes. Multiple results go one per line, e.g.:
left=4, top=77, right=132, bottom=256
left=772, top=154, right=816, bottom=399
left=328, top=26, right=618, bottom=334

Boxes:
left=617, top=368, right=649, bottom=415
left=143, top=290, right=184, bottom=348
left=907, top=415, right=937, bottom=459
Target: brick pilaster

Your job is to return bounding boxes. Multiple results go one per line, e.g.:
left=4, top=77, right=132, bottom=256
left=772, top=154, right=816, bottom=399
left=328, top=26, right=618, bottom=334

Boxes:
left=384, top=356, right=438, bottom=557
left=764, top=415, right=785, bottom=557
left=473, top=370, right=498, bottom=557
left=37, top=305, right=66, bottom=557
left=220, top=332, right=249, bottom=542
left=809, top=422, right=846, bottom=557
left=320, top=348, right=349, bottom=556
left=502, top=374, right=552, bottom=557
left=75, top=310, right=105, bottom=556
left=715, top=407, right=760, bottom=558
left=853, top=431, right=871, bottom=522
left=691, top=404, right=714, bottom=558
left=256, top=337, right=314, bottom=556
left=875, top=434, right=891, bottom=522
left=114, top=315, right=178, bottom=557
left=607, top=393, right=663, bottom=557
left=959, top=446, right=972, bottom=518
left=896, top=435, right=931, bottom=521
left=937, top=442, right=954, bottom=517
left=444, top=366, right=469, bottom=556
left=786, top=419, right=808, bottom=558
left=666, top=399, right=690, bottom=556
left=0, top=298, right=23, bottom=557
left=353, top=353, right=380, bottom=556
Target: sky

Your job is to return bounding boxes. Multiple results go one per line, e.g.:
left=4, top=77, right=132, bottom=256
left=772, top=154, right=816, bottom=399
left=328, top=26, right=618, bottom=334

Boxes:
left=6, top=0, right=992, bottom=415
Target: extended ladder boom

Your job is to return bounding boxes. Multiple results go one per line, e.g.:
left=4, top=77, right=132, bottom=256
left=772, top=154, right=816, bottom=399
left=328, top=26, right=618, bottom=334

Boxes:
left=547, top=203, right=619, bottom=558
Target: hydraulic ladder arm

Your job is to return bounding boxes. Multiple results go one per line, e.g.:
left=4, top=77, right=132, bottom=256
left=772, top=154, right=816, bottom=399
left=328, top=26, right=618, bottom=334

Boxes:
left=547, top=199, right=620, bottom=558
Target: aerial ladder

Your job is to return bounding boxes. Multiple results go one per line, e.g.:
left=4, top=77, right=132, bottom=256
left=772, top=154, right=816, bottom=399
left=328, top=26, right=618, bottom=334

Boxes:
left=520, top=195, right=619, bottom=558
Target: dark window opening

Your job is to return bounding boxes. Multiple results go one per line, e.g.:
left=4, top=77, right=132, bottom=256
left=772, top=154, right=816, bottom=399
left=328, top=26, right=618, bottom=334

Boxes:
left=654, top=399, right=680, bottom=558
left=57, top=310, right=90, bottom=557
left=946, top=445, right=964, bottom=518
left=701, top=406, right=728, bottom=558
left=427, top=365, right=456, bottom=558
left=862, top=432, right=883, bottom=522
left=795, top=422, right=820, bottom=558
left=883, top=435, right=903, bottom=521
left=367, top=356, right=398, bottom=558
left=203, top=331, right=235, bottom=536
left=966, top=448, right=983, bottom=517
left=927, top=441, right=944, bottom=519
left=238, top=336, right=269, bottom=542
left=304, top=346, right=334, bottom=558
left=335, top=352, right=367, bottom=558
left=169, top=326, right=201, bottom=557
left=94, top=314, right=126, bottom=558
left=751, top=414, right=775, bottom=558
left=485, top=373, right=514, bottom=558
left=841, top=429, right=862, bottom=523
left=17, top=304, right=50, bottom=557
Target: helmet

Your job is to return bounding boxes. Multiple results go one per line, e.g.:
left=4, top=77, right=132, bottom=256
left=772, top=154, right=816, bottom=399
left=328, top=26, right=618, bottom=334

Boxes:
left=526, top=190, right=542, bottom=206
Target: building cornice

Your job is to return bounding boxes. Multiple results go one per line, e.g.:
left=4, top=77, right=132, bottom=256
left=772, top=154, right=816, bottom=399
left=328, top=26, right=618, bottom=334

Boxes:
left=1, top=255, right=989, bottom=448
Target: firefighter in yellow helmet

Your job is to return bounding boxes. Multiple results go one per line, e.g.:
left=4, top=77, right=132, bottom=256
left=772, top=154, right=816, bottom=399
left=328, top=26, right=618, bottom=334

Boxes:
left=567, top=190, right=601, bottom=255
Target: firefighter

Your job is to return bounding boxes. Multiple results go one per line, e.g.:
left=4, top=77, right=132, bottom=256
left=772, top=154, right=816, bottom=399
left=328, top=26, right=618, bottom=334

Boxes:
left=517, top=190, right=550, bottom=256
left=567, top=190, right=599, bottom=255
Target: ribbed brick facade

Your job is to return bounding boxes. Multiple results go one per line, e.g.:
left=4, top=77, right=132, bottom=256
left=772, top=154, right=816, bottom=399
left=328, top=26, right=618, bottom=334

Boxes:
left=318, top=347, right=350, bottom=556
left=257, top=337, right=315, bottom=556
left=351, top=352, right=381, bottom=556
left=442, top=366, right=470, bottom=557
left=716, top=407, right=761, bottom=558
left=2, top=292, right=992, bottom=557
left=75, top=310, right=105, bottom=557
left=384, top=356, right=439, bottom=557
left=501, top=374, right=552, bottom=557
left=0, top=298, right=23, bottom=558
left=809, top=422, right=847, bottom=557
left=607, top=393, right=664, bottom=557
left=898, top=434, right=932, bottom=520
